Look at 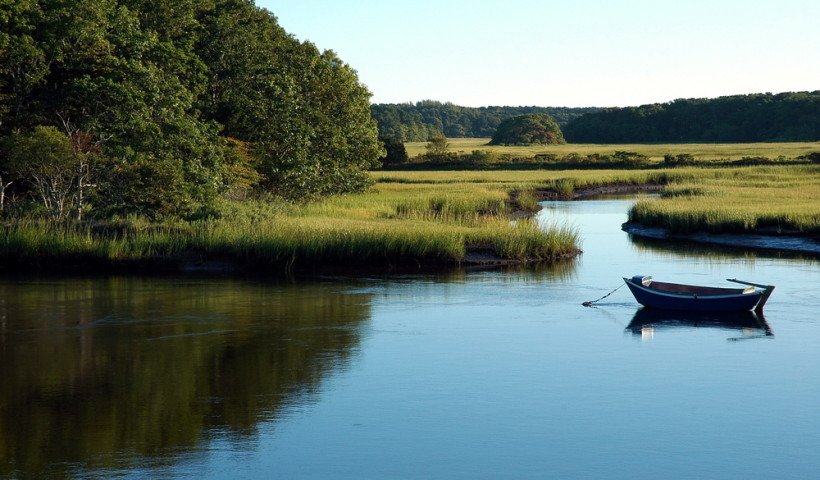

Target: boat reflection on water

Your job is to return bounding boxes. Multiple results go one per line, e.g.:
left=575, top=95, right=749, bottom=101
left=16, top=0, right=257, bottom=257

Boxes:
left=626, top=308, right=774, bottom=341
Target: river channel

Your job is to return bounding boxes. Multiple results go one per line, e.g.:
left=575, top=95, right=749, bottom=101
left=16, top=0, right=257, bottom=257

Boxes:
left=1, top=198, right=818, bottom=479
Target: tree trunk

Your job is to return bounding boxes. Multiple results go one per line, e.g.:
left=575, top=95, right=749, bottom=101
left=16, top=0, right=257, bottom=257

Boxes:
left=76, top=164, right=84, bottom=221
left=0, top=177, right=9, bottom=212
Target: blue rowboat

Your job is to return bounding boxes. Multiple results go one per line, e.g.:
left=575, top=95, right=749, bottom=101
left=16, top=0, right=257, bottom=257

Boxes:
left=623, top=275, right=775, bottom=312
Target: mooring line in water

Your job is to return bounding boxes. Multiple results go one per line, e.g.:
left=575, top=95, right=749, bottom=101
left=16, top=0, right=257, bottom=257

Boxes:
left=582, top=284, right=624, bottom=307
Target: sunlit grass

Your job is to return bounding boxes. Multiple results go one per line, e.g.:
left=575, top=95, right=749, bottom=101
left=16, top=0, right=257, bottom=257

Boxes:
left=628, top=165, right=820, bottom=234
left=372, top=166, right=820, bottom=235
left=404, top=137, right=820, bottom=160
left=4, top=165, right=816, bottom=272
left=0, top=179, right=582, bottom=271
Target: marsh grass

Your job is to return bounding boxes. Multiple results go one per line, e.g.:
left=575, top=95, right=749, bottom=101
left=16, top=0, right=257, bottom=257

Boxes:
left=5, top=165, right=815, bottom=273
left=373, top=166, right=820, bottom=235
left=1, top=180, right=581, bottom=272
left=628, top=165, right=820, bottom=234
left=514, top=189, right=540, bottom=212
left=403, top=138, right=820, bottom=161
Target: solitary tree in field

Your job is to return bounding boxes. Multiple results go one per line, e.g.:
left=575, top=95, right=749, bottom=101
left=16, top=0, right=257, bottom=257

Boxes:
left=426, top=135, right=449, bottom=156
left=489, top=114, right=566, bottom=145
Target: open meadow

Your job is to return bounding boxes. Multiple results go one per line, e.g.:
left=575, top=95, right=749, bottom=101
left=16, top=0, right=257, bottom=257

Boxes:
left=404, top=138, right=820, bottom=161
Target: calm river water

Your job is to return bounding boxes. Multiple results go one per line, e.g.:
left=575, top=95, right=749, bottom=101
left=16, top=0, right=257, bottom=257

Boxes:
left=1, top=198, right=818, bottom=479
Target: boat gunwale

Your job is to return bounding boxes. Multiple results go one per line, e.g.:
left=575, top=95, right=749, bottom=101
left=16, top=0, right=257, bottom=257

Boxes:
left=623, top=277, right=763, bottom=300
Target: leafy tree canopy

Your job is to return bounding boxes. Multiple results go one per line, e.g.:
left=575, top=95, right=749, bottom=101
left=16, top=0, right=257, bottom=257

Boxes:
left=489, top=114, right=566, bottom=146
left=371, top=101, right=599, bottom=142
left=0, top=0, right=382, bottom=219
left=563, top=92, right=820, bottom=143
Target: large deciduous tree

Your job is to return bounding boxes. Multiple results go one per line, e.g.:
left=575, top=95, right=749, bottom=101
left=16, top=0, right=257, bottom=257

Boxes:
left=0, top=0, right=384, bottom=218
left=197, top=0, right=383, bottom=200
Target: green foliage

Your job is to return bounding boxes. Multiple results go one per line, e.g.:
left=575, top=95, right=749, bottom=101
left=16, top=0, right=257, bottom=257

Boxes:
left=610, top=151, right=650, bottom=166
left=371, top=101, right=600, bottom=141
left=378, top=137, right=409, bottom=168
left=564, top=91, right=820, bottom=143
left=196, top=1, right=383, bottom=200
left=426, top=135, right=450, bottom=155
left=221, top=137, right=263, bottom=200
left=0, top=0, right=383, bottom=218
left=489, top=114, right=566, bottom=146
left=4, top=126, right=77, bottom=218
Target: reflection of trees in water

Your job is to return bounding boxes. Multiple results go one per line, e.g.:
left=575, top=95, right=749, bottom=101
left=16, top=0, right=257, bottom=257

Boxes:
left=0, top=278, right=372, bottom=477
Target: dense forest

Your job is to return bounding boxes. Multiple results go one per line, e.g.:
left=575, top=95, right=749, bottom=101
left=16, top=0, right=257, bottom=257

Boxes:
left=371, top=101, right=600, bottom=141
left=0, top=0, right=383, bottom=220
left=563, top=92, right=820, bottom=143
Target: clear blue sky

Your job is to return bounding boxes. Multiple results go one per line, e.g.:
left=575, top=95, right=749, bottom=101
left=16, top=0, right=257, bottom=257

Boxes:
left=258, top=0, right=819, bottom=107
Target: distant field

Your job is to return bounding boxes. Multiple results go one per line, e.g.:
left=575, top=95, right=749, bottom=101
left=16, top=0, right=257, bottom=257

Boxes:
left=404, top=138, right=820, bottom=160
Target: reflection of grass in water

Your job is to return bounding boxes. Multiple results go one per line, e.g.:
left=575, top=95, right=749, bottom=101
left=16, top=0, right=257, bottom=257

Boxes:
left=0, top=278, right=372, bottom=477
left=628, top=233, right=818, bottom=264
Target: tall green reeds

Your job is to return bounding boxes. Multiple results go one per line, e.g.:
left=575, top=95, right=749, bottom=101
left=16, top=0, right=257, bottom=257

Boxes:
left=1, top=179, right=581, bottom=272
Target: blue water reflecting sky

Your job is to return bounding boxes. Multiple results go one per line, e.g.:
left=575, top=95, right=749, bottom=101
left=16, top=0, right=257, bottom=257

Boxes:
left=4, top=198, right=818, bottom=479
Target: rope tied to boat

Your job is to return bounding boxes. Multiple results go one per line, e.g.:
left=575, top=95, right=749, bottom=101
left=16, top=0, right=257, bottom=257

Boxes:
left=582, top=284, right=624, bottom=307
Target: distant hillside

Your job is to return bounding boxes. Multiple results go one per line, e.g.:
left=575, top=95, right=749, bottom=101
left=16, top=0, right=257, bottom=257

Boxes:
left=563, top=91, right=820, bottom=143
left=371, top=101, right=601, bottom=141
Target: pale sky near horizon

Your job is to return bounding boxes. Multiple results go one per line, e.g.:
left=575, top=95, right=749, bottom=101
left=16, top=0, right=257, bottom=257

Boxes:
left=259, top=0, right=819, bottom=107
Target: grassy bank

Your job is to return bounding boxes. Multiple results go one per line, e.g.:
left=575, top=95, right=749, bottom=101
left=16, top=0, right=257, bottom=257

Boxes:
left=403, top=138, right=820, bottom=162
left=628, top=165, right=820, bottom=235
left=4, top=165, right=817, bottom=273
left=0, top=180, right=581, bottom=273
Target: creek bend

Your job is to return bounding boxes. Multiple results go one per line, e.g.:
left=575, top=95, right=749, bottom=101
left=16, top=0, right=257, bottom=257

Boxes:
left=1, top=197, right=818, bottom=479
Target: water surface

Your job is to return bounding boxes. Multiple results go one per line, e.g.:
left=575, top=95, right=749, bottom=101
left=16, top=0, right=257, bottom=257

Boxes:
left=1, top=198, right=818, bottom=479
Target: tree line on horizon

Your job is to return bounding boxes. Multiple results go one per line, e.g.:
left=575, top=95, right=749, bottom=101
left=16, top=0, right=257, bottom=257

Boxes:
left=370, top=101, right=600, bottom=142
left=373, top=92, right=820, bottom=144
left=563, top=91, right=820, bottom=143
left=0, top=0, right=382, bottom=220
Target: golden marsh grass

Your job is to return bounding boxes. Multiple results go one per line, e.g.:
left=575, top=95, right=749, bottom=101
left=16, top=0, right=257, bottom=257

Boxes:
left=404, top=138, right=820, bottom=161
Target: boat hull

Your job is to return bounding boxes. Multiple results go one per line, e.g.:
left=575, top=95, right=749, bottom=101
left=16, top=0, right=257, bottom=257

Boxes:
left=624, top=278, right=764, bottom=312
